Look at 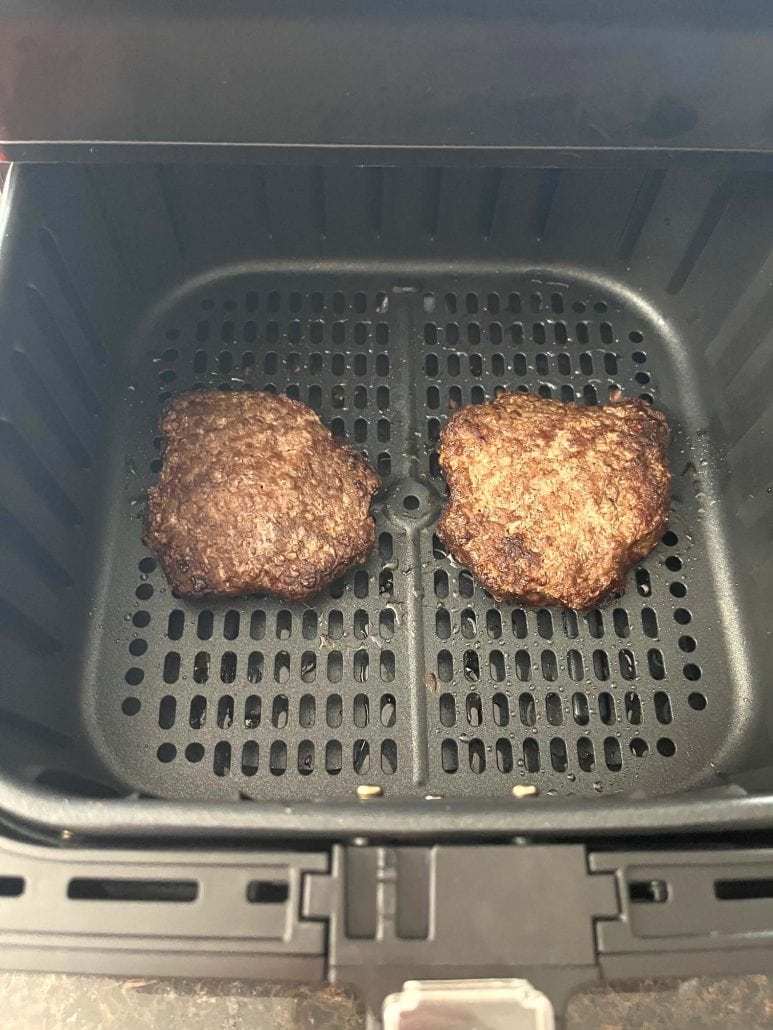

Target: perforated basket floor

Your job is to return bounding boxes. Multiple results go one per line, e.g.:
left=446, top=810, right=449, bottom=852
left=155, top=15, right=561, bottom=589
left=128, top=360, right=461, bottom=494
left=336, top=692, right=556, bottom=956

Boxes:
left=87, top=273, right=729, bottom=800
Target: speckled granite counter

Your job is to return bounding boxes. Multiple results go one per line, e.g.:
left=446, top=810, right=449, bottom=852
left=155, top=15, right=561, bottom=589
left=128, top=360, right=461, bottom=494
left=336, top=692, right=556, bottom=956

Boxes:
left=1, top=974, right=772, bottom=1029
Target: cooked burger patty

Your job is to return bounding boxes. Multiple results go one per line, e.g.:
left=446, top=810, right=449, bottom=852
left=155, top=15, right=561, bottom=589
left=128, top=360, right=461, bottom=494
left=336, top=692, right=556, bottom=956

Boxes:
left=437, top=391, right=670, bottom=609
left=144, top=391, right=380, bottom=601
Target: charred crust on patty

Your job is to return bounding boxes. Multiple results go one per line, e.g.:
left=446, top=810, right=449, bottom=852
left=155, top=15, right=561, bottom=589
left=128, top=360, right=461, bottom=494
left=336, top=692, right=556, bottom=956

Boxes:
left=436, top=391, right=670, bottom=609
left=143, top=391, right=380, bottom=601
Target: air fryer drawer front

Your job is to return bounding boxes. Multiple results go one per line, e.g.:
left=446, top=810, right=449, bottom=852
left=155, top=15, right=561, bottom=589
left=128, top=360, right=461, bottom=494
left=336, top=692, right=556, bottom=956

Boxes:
left=3, top=836, right=773, bottom=1023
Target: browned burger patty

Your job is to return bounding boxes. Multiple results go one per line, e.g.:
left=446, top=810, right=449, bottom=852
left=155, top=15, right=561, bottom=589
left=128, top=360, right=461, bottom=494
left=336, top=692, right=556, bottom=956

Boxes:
left=144, top=391, right=380, bottom=601
left=437, top=391, right=670, bottom=609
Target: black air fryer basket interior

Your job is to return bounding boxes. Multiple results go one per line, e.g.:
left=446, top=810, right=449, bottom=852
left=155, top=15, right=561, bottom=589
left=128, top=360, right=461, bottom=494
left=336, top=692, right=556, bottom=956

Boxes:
left=0, top=162, right=770, bottom=834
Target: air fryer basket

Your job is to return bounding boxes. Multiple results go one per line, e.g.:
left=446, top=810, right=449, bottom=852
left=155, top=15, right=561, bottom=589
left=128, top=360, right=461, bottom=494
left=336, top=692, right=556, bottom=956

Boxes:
left=0, top=163, right=770, bottom=830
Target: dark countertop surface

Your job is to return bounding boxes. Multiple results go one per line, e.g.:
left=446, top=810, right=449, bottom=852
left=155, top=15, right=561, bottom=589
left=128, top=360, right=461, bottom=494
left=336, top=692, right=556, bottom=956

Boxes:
left=1, top=973, right=772, bottom=1029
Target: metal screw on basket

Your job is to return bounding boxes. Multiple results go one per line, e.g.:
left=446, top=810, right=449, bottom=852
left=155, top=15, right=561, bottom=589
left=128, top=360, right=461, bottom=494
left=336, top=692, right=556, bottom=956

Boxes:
left=511, top=785, right=540, bottom=799
left=356, top=785, right=383, bottom=800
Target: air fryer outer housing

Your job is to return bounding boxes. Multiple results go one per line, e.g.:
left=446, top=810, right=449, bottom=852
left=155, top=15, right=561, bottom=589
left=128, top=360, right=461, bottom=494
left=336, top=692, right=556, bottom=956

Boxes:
left=1, top=0, right=773, bottom=1021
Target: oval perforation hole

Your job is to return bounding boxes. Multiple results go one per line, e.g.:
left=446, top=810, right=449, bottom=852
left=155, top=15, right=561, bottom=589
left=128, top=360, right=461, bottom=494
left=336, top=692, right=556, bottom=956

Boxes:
left=354, top=651, right=369, bottom=683
left=327, top=651, right=343, bottom=683
left=379, top=610, right=394, bottom=640
left=247, top=651, right=264, bottom=684
left=328, top=610, right=344, bottom=639
left=466, top=692, right=483, bottom=727
left=545, top=692, right=563, bottom=726
left=298, top=740, right=315, bottom=776
left=434, top=570, right=449, bottom=600
left=619, top=649, right=636, bottom=680
left=654, top=691, right=673, bottom=724
left=464, top=650, right=480, bottom=682
left=519, top=692, right=536, bottom=726
left=572, top=692, right=589, bottom=726
left=189, top=696, right=207, bottom=729
left=563, top=649, right=582, bottom=683
left=625, top=691, right=642, bottom=725
left=221, top=652, right=237, bottom=683
left=455, top=570, right=473, bottom=599
left=577, top=737, right=595, bottom=772
left=379, top=569, right=393, bottom=597
left=436, top=609, right=451, bottom=639
left=213, top=741, right=231, bottom=777
left=167, top=610, right=184, bottom=641
left=642, top=608, right=659, bottom=638
left=592, top=650, right=610, bottom=681
left=223, top=610, right=240, bottom=641
left=300, top=651, right=316, bottom=683
left=241, top=741, right=259, bottom=776
left=541, top=650, right=557, bottom=681
left=648, top=649, right=666, bottom=680
left=158, top=695, right=176, bottom=730
left=512, top=610, right=528, bottom=639
left=269, top=695, right=288, bottom=730
left=562, top=610, right=579, bottom=638
left=496, top=739, right=513, bottom=773
left=380, top=651, right=395, bottom=682
left=604, top=737, right=623, bottom=772
left=489, top=650, right=505, bottom=682
left=353, top=739, right=370, bottom=775
left=636, top=568, right=652, bottom=597
left=381, top=739, right=397, bottom=775
left=298, top=693, right=316, bottom=729
left=515, top=650, right=531, bottom=682
left=197, top=610, right=214, bottom=640
left=439, top=693, right=456, bottom=727
left=460, top=608, right=477, bottom=639
left=270, top=741, right=287, bottom=776
left=326, top=694, right=343, bottom=729
left=523, top=738, right=540, bottom=773
left=193, top=651, right=210, bottom=684
left=442, top=739, right=459, bottom=773
left=380, top=693, right=396, bottom=728
left=613, top=609, right=629, bottom=638
left=163, top=652, right=180, bottom=684
left=492, top=693, right=509, bottom=727
left=276, top=610, right=292, bottom=640
left=484, top=608, right=502, bottom=638
left=437, top=650, right=453, bottom=683
left=586, top=610, right=604, bottom=638
left=217, top=695, right=234, bottom=730
left=537, top=609, right=553, bottom=639
left=244, top=695, right=261, bottom=729
left=353, top=693, right=369, bottom=729
left=468, top=738, right=485, bottom=773
left=325, top=740, right=342, bottom=775
left=598, top=692, right=616, bottom=726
